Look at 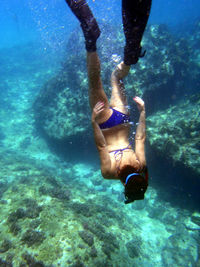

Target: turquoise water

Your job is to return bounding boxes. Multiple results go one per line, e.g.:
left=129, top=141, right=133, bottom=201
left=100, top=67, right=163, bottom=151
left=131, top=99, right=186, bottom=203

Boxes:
left=0, top=0, right=200, bottom=266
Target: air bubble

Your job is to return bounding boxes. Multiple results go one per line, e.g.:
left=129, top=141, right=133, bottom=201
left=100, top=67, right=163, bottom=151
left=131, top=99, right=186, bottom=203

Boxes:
left=111, top=54, right=121, bottom=63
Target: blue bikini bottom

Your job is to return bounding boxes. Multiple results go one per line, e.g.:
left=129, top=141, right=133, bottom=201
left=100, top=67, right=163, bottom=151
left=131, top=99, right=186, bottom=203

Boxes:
left=99, top=108, right=130, bottom=130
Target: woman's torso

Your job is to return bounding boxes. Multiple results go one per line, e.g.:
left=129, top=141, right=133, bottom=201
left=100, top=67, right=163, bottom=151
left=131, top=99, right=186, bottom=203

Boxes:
left=102, top=124, right=141, bottom=178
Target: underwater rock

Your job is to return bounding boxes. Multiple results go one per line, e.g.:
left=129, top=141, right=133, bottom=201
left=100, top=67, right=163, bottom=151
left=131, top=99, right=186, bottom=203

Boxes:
left=90, top=246, right=98, bottom=258
left=45, top=175, right=61, bottom=187
left=9, top=222, right=21, bottom=236
left=23, top=198, right=43, bottom=218
left=33, top=64, right=91, bottom=143
left=162, top=232, right=197, bottom=266
left=0, top=239, right=12, bottom=253
left=39, top=185, right=50, bottom=196
left=26, top=206, right=42, bottom=219
left=23, top=197, right=38, bottom=208
left=82, top=219, right=119, bottom=259
left=79, top=231, right=94, bottom=247
left=49, top=187, right=70, bottom=200
left=69, top=260, right=86, bottom=267
left=29, top=219, right=41, bottom=229
left=7, top=208, right=26, bottom=223
left=7, top=201, right=42, bottom=226
left=39, top=184, right=70, bottom=201
left=147, top=93, right=200, bottom=177
left=82, top=220, right=103, bottom=235
left=21, top=229, right=46, bottom=247
left=33, top=23, right=197, bottom=154
left=5, top=253, right=14, bottom=266
left=93, top=259, right=113, bottom=267
left=101, top=242, right=115, bottom=258
left=22, top=252, right=46, bottom=267
left=0, top=258, right=13, bottom=267
left=72, top=202, right=93, bottom=217
left=126, top=238, right=142, bottom=258
left=19, top=262, right=27, bottom=267
left=11, top=185, right=19, bottom=192
left=0, top=199, right=7, bottom=205
left=191, top=212, right=200, bottom=226
left=38, top=181, right=70, bottom=201
left=82, top=220, right=118, bottom=246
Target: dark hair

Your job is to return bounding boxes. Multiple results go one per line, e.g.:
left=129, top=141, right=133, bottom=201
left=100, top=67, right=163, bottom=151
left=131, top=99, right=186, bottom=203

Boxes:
left=118, top=165, right=137, bottom=182
left=118, top=165, right=148, bottom=204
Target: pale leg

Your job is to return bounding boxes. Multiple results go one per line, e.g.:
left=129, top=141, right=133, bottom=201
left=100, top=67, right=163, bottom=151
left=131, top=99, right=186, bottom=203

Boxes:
left=87, top=52, right=111, bottom=122
left=110, top=62, right=130, bottom=114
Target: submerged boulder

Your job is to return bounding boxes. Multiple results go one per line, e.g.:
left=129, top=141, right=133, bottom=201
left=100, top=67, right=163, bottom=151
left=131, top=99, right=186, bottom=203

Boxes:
left=191, top=212, right=200, bottom=227
left=147, top=93, right=200, bottom=176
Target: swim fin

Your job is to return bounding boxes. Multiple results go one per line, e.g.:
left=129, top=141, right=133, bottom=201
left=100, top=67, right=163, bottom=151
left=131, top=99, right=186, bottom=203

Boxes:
left=65, top=0, right=100, bottom=52
left=122, top=0, right=152, bottom=65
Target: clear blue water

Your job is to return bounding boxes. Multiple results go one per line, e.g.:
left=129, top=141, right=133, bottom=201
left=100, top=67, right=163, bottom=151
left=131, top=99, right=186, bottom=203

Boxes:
left=0, top=0, right=200, bottom=266
left=1, top=0, right=200, bottom=49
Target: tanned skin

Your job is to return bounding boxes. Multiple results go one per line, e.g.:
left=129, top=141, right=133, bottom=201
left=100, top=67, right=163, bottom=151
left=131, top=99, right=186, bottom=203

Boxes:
left=88, top=52, right=146, bottom=180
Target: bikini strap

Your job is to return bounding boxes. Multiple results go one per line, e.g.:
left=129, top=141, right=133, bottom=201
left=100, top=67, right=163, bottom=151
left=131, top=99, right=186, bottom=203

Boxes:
left=109, top=143, right=132, bottom=172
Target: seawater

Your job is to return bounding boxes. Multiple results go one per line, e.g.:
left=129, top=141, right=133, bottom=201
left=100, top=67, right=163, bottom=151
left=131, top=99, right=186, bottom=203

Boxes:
left=0, top=0, right=199, bottom=266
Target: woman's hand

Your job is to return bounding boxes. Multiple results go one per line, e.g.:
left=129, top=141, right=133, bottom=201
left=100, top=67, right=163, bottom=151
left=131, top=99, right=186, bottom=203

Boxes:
left=133, top=96, right=145, bottom=112
left=91, top=101, right=105, bottom=122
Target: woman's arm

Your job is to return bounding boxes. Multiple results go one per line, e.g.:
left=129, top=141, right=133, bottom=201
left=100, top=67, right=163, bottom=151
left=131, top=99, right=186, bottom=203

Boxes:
left=133, top=97, right=146, bottom=168
left=91, top=102, right=111, bottom=177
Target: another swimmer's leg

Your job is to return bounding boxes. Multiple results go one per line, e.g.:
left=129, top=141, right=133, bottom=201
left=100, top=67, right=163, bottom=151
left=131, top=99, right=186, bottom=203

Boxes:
left=122, top=0, right=152, bottom=65
left=65, top=0, right=100, bottom=52
left=87, top=52, right=110, bottom=111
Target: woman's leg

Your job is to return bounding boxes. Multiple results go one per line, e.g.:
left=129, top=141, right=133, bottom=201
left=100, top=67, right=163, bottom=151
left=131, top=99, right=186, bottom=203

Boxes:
left=65, top=0, right=111, bottom=121
left=110, top=62, right=130, bottom=114
left=87, top=52, right=111, bottom=121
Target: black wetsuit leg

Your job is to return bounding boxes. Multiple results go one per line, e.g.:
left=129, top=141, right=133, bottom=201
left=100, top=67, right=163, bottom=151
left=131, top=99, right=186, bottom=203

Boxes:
left=122, top=0, right=152, bottom=65
left=65, top=0, right=100, bottom=52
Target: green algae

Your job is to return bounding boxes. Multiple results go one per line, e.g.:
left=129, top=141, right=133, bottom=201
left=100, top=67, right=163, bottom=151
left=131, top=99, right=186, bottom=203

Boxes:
left=0, top=154, right=199, bottom=266
left=39, top=203, right=64, bottom=235
left=36, top=242, right=62, bottom=263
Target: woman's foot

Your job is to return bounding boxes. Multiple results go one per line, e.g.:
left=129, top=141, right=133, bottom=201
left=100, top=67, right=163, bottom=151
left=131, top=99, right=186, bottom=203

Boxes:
left=65, top=0, right=100, bottom=52
left=112, top=62, right=130, bottom=80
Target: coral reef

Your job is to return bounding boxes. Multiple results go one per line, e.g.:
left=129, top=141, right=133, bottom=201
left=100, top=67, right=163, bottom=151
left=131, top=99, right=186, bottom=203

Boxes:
left=0, top=239, right=12, bottom=253
left=0, top=154, right=198, bottom=267
left=21, top=229, right=46, bottom=247
left=126, top=237, right=142, bottom=259
left=79, top=231, right=94, bottom=247
left=22, top=252, right=46, bottom=267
